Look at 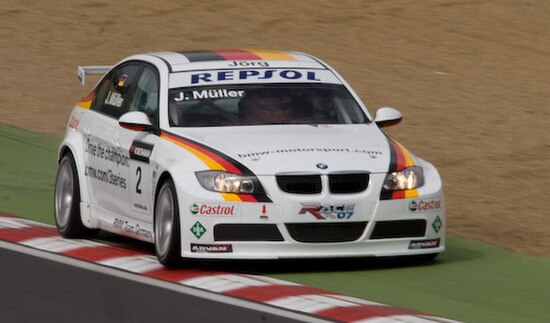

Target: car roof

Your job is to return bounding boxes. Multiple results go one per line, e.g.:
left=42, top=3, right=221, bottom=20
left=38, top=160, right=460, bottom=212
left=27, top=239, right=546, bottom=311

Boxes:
left=141, top=49, right=328, bottom=72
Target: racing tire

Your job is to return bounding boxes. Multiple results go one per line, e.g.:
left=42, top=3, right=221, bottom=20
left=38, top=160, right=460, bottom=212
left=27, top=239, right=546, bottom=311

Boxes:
left=154, top=178, right=182, bottom=267
left=54, top=154, right=98, bottom=238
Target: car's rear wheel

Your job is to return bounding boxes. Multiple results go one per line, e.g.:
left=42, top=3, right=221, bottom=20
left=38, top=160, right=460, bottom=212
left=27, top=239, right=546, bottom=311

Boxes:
left=54, top=153, right=98, bottom=238
left=154, top=178, right=182, bottom=267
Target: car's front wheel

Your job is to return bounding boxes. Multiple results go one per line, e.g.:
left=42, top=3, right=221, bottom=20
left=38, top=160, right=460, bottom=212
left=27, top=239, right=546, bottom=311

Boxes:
left=154, top=178, right=182, bottom=267
left=54, top=153, right=97, bottom=238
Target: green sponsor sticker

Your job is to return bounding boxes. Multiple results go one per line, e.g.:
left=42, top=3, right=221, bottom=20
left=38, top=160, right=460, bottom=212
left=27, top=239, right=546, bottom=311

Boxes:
left=191, top=221, right=206, bottom=239
left=432, top=216, right=443, bottom=233
left=190, top=203, right=199, bottom=215
left=409, top=200, right=418, bottom=212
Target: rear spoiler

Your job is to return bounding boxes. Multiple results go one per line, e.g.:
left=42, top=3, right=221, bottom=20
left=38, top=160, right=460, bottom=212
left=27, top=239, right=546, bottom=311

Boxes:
left=77, top=66, right=112, bottom=85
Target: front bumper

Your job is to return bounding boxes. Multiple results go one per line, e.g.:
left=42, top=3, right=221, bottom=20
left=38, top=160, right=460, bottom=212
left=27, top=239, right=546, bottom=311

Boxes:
left=174, top=170, right=446, bottom=259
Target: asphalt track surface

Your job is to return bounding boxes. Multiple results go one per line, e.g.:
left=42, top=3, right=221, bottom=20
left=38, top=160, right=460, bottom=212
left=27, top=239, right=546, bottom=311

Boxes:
left=0, top=245, right=306, bottom=323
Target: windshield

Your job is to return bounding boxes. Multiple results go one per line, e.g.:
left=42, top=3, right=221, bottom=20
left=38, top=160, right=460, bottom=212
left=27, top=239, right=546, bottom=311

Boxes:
left=168, top=83, right=369, bottom=127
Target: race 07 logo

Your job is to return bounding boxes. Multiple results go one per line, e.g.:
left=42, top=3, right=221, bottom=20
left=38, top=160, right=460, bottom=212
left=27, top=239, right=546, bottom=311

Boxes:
left=299, top=203, right=355, bottom=220
left=190, top=203, right=237, bottom=216
left=408, top=199, right=442, bottom=212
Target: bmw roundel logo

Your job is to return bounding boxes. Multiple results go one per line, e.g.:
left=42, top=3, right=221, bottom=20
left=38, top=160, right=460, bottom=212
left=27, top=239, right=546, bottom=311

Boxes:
left=316, top=163, right=328, bottom=170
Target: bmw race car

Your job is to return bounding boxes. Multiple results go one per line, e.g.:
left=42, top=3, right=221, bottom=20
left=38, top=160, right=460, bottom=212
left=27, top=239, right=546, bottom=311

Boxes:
left=54, top=49, right=445, bottom=266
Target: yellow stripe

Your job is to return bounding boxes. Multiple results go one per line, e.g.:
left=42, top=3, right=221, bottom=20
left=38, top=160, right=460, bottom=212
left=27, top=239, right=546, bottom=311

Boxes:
left=405, top=189, right=419, bottom=198
left=161, top=135, right=226, bottom=171
left=393, top=139, right=416, bottom=167
left=221, top=193, right=241, bottom=201
left=161, top=134, right=243, bottom=202
left=77, top=100, right=92, bottom=110
left=247, top=49, right=296, bottom=61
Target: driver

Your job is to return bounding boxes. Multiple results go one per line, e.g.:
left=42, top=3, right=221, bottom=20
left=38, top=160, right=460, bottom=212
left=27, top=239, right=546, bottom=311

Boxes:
left=239, top=89, right=294, bottom=124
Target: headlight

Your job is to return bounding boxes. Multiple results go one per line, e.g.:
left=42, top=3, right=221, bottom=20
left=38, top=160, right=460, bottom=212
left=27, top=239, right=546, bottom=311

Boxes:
left=382, top=166, right=424, bottom=191
left=196, top=171, right=263, bottom=194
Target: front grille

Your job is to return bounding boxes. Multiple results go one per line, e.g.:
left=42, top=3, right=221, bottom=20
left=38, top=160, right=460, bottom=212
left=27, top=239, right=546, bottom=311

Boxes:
left=329, top=173, right=369, bottom=194
left=276, top=175, right=322, bottom=194
left=369, top=220, right=427, bottom=239
left=286, top=222, right=368, bottom=243
left=214, top=224, right=284, bottom=241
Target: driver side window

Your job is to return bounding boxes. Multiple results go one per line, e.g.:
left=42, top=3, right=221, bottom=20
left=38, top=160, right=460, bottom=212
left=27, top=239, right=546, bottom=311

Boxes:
left=91, top=64, right=140, bottom=119
left=128, top=66, right=160, bottom=126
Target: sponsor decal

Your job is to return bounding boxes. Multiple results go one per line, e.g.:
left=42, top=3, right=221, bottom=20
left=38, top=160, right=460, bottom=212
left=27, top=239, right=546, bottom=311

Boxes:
left=173, top=89, right=245, bottom=102
left=432, top=216, right=443, bottom=233
left=84, top=165, right=127, bottom=189
left=129, top=141, right=154, bottom=163
left=408, top=199, right=441, bottom=212
left=190, top=221, right=207, bottom=239
left=299, top=203, right=355, bottom=220
left=69, top=117, right=79, bottom=129
left=238, top=147, right=382, bottom=159
left=113, top=218, right=152, bottom=240
left=260, top=204, right=268, bottom=219
left=85, top=136, right=130, bottom=167
left=190, top=243, right=233, bottom=253
left=117, top=74, right=128, bottom=87
left=409, top=238, right=440, bottom=250
left=104, top=91, right=124, bottom=108
left=191, top=69, right=321, bottom=84
left=228, top=60, right=269, bottom=67
left=190, top=203, right=237, bottom=216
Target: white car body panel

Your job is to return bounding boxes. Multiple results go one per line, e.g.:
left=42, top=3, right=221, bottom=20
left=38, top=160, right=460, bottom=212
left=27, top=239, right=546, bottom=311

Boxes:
left=59, top=50, right=445, bottom=260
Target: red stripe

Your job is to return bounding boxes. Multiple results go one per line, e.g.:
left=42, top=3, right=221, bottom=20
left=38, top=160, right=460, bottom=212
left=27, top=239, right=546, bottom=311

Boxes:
left=392, top=140, right=406, bottom=171
left=144, top=269, right=228, bottom=283
left=162, top=132, right=242, bottom=174
left=0, top=213, right=17, bottom=218
left=63, top=245, right=143, bottom=262
left=226, top=285, right=332, bottom=302
left=0, top=227, right=58, bottom=242
left=237, top=194, right=257, bottom=202
left=215, top=49, right=262, bottom=61
left=392, top=191, right=405, bottom=199
left=315, top=305, right=424, bottom=322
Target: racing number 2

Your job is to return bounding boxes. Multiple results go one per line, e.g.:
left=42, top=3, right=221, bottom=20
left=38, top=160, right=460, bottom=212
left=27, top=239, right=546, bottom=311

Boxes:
left=136, top=167, right=142, bottom=194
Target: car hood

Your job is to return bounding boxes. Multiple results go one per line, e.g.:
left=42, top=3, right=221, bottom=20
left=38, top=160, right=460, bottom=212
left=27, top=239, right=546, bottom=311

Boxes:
left=168, top=124, right=392, bottom=175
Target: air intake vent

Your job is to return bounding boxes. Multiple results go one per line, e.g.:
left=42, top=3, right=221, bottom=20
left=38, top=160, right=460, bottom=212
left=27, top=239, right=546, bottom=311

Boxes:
left=329, top=173, right=369, bottom=194
left=286, top=222, right=368, bottom=243
left=276, top=175, right=322, bottom=194
left=370, top=220, right=427, bottom=239
left=214, top=224, right=284, bottom=241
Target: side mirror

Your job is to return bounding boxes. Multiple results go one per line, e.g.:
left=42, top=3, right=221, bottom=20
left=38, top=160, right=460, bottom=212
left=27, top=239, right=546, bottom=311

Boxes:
left=374, top=107, right=403, bottom=128
left=119, top=111, right=155, bottom=132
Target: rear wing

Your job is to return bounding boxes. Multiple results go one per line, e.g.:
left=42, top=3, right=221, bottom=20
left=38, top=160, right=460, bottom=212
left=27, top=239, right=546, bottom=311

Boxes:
left=77, top=66, right=112, bottom=85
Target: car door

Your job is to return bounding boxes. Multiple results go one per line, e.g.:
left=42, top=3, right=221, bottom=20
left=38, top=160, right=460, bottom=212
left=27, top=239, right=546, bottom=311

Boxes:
left=117, top=64, right=161, bottom=225
left=85, top=63, right=140, bottom=217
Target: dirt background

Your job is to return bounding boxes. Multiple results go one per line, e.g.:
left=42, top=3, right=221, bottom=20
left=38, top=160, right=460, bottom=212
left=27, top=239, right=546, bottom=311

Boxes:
left=1, top=0, right=549, bottom=257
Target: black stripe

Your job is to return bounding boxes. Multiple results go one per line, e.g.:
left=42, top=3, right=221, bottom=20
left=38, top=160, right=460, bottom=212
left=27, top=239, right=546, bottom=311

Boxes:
left=387, top=136, right=398, bottom=173
left=380, top=136, right=397, bottom=201
left=163, top=131, right=271, bottom=202
left=179, top=51, right=225, bottom=62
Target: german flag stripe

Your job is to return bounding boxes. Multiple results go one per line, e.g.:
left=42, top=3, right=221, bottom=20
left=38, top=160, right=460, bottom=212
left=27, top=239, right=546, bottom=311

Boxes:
left=160, top=131, right=271, bottom=203
left=380, top=137, right=419, bottom=200
left=181, top=51, right=226, bottom=62
left=178, top=49, right=296, bottom=62
left=215, top=49, right=263, bottom=61
left=76, top=91, right=94, bottom=110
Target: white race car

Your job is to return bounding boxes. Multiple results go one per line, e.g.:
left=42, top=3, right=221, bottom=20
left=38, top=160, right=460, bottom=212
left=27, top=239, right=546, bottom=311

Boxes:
left=55, top=49, right=445, bottom=266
